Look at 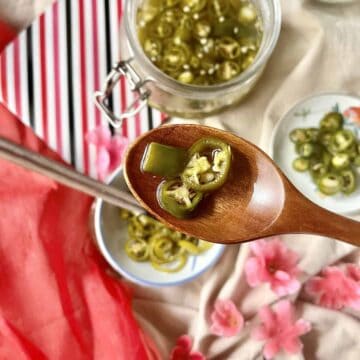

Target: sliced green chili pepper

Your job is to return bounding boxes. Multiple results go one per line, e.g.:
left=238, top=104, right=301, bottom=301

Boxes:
left=318, top=173, right=342, bottom=195
left=152, top=20, right=174, bottom=38
left=216, top=37, right=241, bottom=60
left=125, top=238, right=150, bottom=261
left=238, top=4, right=257, bottom=24
left=158, top=179, right=203, bottom=218
left=289, top=128, right=310, bottom=144
left=354, top=156, right=360, bottom=167
left=322, top=151, right=332, bottom=168
left=296, top=142, right=321, bottom=158
left=331, top=153, right=350, bottom=170
left=142, top=142, right=188, bottom=177
left=217, top=61, right=240, bottom=81
left=305, top=128, right=320, bottom=142
left=193, top=20, right=211, bottom=38
left=181, top=137, right=231, bottom=192
left=318, top=131, right=332, bottom=147
left=340, top=169, right=356, bottom=194
left=310, top=163, right=328, bottom=183
left=162, top=43, right=190, bottom=72
left=122, top=211, right=212, bottom=272
left=292, top=157, right=310, bottom=172
left=181, top=0, right=207, bottom=13
left=320, top=112, right=343, bottom=133
left=329, top=130, right=355, bottom=153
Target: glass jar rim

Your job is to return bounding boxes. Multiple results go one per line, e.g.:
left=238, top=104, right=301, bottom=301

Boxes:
left=124, top=0, right=282, bottom=98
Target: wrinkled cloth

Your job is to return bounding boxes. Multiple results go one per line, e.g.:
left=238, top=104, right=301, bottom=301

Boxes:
left=0, top=104, right=159, bottom=359
left=134, top=1, right=360, bottom=359
left=1, top=0, right=360, bottom=359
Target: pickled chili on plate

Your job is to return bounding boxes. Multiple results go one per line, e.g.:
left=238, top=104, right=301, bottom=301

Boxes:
left=289, top=111, right=360, bottom=196
left=120, top=209, right=213, bottom=273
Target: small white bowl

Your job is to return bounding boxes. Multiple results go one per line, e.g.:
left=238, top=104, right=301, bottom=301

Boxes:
left=92, top=167, right=225, bottom=287
left=270, top=92, right=360, bottom=215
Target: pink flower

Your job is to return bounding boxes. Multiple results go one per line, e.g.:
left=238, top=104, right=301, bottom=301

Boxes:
left=252, top=300, right=311, bottom=360
left=245, top=238, right=301, bottom=296
left=86, top=125, right=129, bottom=180
left=344, top=107, right=360, bottom=125
left=305, top=266, right=360, bottom=310
left=210, top=299, right=244, bottom=337
left=346, top=264, right=360, bottom=282
left=170, top=335, right=205, bottom=360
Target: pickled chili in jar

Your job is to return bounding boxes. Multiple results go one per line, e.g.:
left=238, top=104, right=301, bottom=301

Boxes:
left=136, top=0, right=263, bottom=86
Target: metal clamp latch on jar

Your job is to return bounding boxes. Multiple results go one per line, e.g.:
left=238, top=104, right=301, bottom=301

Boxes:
left=94, top=60, right=150, bottom=128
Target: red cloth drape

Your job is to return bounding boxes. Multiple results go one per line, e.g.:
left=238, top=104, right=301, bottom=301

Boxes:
left=0, top=104, right=160, bottom=359
left=0, top=21, right=16, bottom=52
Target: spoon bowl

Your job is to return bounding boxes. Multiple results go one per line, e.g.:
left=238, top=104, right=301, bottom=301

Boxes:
left=124, top=124, right=360, bottom=246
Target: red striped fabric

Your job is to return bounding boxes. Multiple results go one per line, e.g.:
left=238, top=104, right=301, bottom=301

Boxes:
left=0, top=0, right=164, bottom=176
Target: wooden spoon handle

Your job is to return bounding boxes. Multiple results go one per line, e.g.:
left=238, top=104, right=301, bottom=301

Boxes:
left=0, top=136, right=144, bottom=214
left=279, top=193, right=360, bottom=246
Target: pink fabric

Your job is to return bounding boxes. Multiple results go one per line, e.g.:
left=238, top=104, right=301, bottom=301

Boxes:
left=0, top=103, right=160, bottom=359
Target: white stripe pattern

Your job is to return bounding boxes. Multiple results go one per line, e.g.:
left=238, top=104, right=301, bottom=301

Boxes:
left=0, top=0, right=163, bottom=176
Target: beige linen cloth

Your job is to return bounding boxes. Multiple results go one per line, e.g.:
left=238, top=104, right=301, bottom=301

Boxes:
left=2, top=0, right=360, bottom=359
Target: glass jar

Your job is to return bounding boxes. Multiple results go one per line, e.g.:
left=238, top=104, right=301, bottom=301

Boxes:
left=95, top=0, right=281, bottom=128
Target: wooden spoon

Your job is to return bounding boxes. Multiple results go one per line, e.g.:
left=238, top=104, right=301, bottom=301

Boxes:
left=124, top=124, right=360, bottom=246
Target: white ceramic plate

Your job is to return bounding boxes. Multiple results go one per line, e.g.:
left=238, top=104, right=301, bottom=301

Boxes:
left=93, top=167, right=225, bottom=287
left=271, top=93, right=360, bottom=215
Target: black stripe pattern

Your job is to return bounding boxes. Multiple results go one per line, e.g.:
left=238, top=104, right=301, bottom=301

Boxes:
left=65, top=0, right=76, bottom=166
left=26, top=28, right=35, bottom=128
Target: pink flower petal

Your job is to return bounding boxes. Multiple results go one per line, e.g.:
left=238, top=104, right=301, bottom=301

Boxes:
left=305, top=266, right=360, bottom=310
left=86, top=125, right=111, bottom=146
left=96, top=147, right=110, bottom=180
left=245, top=238, right=302, bottom=296
left=245, top=257, right=263, bottom=287
left=282, top=337, right=303, bottom=354
left=251, top=325, right=269, bottom=341
left=252, top=301, right=311, bottom=360
left=210, top=300, right=244, bottom=337
left=346, top=264, right=360, bottom=282
left=263, top=339, right=280, bottom=360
